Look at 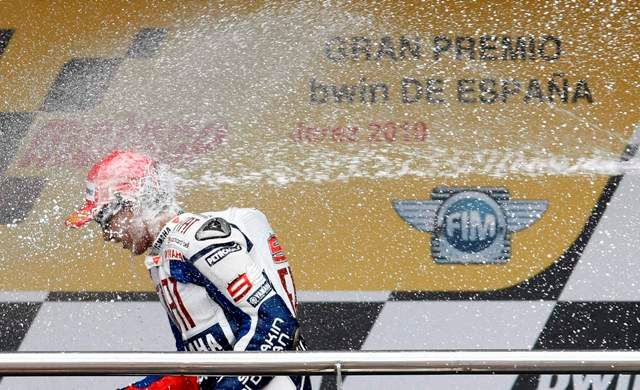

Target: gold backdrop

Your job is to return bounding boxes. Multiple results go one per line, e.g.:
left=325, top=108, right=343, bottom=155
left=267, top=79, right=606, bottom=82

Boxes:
left=0, top=1, right=637, bottom=292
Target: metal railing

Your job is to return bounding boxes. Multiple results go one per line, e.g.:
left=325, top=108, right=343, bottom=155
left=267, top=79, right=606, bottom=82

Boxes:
left=2, top=351, right=640, bottom=389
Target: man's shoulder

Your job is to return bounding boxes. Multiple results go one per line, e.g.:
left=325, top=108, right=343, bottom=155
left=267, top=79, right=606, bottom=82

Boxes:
left=165, top=212, right=249, bottom=262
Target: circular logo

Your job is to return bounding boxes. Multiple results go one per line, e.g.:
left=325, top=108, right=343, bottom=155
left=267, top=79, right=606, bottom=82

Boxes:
left=442, top=195, right=500, bottom=253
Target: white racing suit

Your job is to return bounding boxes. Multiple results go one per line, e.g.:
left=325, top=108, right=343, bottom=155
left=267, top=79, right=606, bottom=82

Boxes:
left=136, top=208, right=310, bottom=390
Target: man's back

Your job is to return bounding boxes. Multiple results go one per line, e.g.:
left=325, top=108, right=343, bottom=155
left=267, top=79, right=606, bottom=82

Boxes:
left=145, top=208, right=310, bottom=389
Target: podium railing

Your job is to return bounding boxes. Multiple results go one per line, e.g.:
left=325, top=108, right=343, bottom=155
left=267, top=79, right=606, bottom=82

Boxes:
left=2, top=351, right=639, bottom=389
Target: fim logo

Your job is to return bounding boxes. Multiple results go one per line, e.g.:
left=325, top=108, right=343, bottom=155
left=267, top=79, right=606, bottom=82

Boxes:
left=393, top=187, right=548, bottom=264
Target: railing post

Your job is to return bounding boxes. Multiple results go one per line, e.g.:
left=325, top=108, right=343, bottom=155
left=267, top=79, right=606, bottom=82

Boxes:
left=335, top=361, right=343, bottom=390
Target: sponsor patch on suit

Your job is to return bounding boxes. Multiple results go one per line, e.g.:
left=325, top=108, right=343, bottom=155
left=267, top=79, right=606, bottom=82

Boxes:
left=204, top=242, right=242, bottom=266
left=248, top=281, right=273, bottom=307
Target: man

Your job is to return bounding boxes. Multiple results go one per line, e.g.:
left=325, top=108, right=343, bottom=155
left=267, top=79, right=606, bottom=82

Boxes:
left=65, top=150, right=310, bottom=390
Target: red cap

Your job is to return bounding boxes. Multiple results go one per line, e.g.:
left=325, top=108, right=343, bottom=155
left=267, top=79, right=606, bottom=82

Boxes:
left=65, top=150, right=156, bottom=229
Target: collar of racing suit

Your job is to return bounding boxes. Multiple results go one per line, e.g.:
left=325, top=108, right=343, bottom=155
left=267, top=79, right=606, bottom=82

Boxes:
left=144, top=213, right=182, bottom=269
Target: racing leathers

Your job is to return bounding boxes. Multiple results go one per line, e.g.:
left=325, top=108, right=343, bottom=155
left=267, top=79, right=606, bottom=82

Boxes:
left=130, top=208, right=310, bottom=390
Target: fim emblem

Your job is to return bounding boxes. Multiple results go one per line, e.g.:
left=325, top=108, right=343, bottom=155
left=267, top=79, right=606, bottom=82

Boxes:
left=393, top=187, right=548, bottom=264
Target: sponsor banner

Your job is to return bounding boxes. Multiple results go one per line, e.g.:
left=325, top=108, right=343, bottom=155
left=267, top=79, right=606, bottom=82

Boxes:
left=0, top=1, right=636, bottom=297
left=514, top=374, right=640, bottom=390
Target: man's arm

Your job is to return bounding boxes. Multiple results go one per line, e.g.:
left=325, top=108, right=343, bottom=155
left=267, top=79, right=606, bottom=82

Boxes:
left=190, top=235, right=298, bottom=352
left=188, top=223, right=299, bottom=389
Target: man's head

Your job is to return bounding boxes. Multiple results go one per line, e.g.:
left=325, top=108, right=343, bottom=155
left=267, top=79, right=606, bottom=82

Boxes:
left=65, top=150, right=179, bottom=255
